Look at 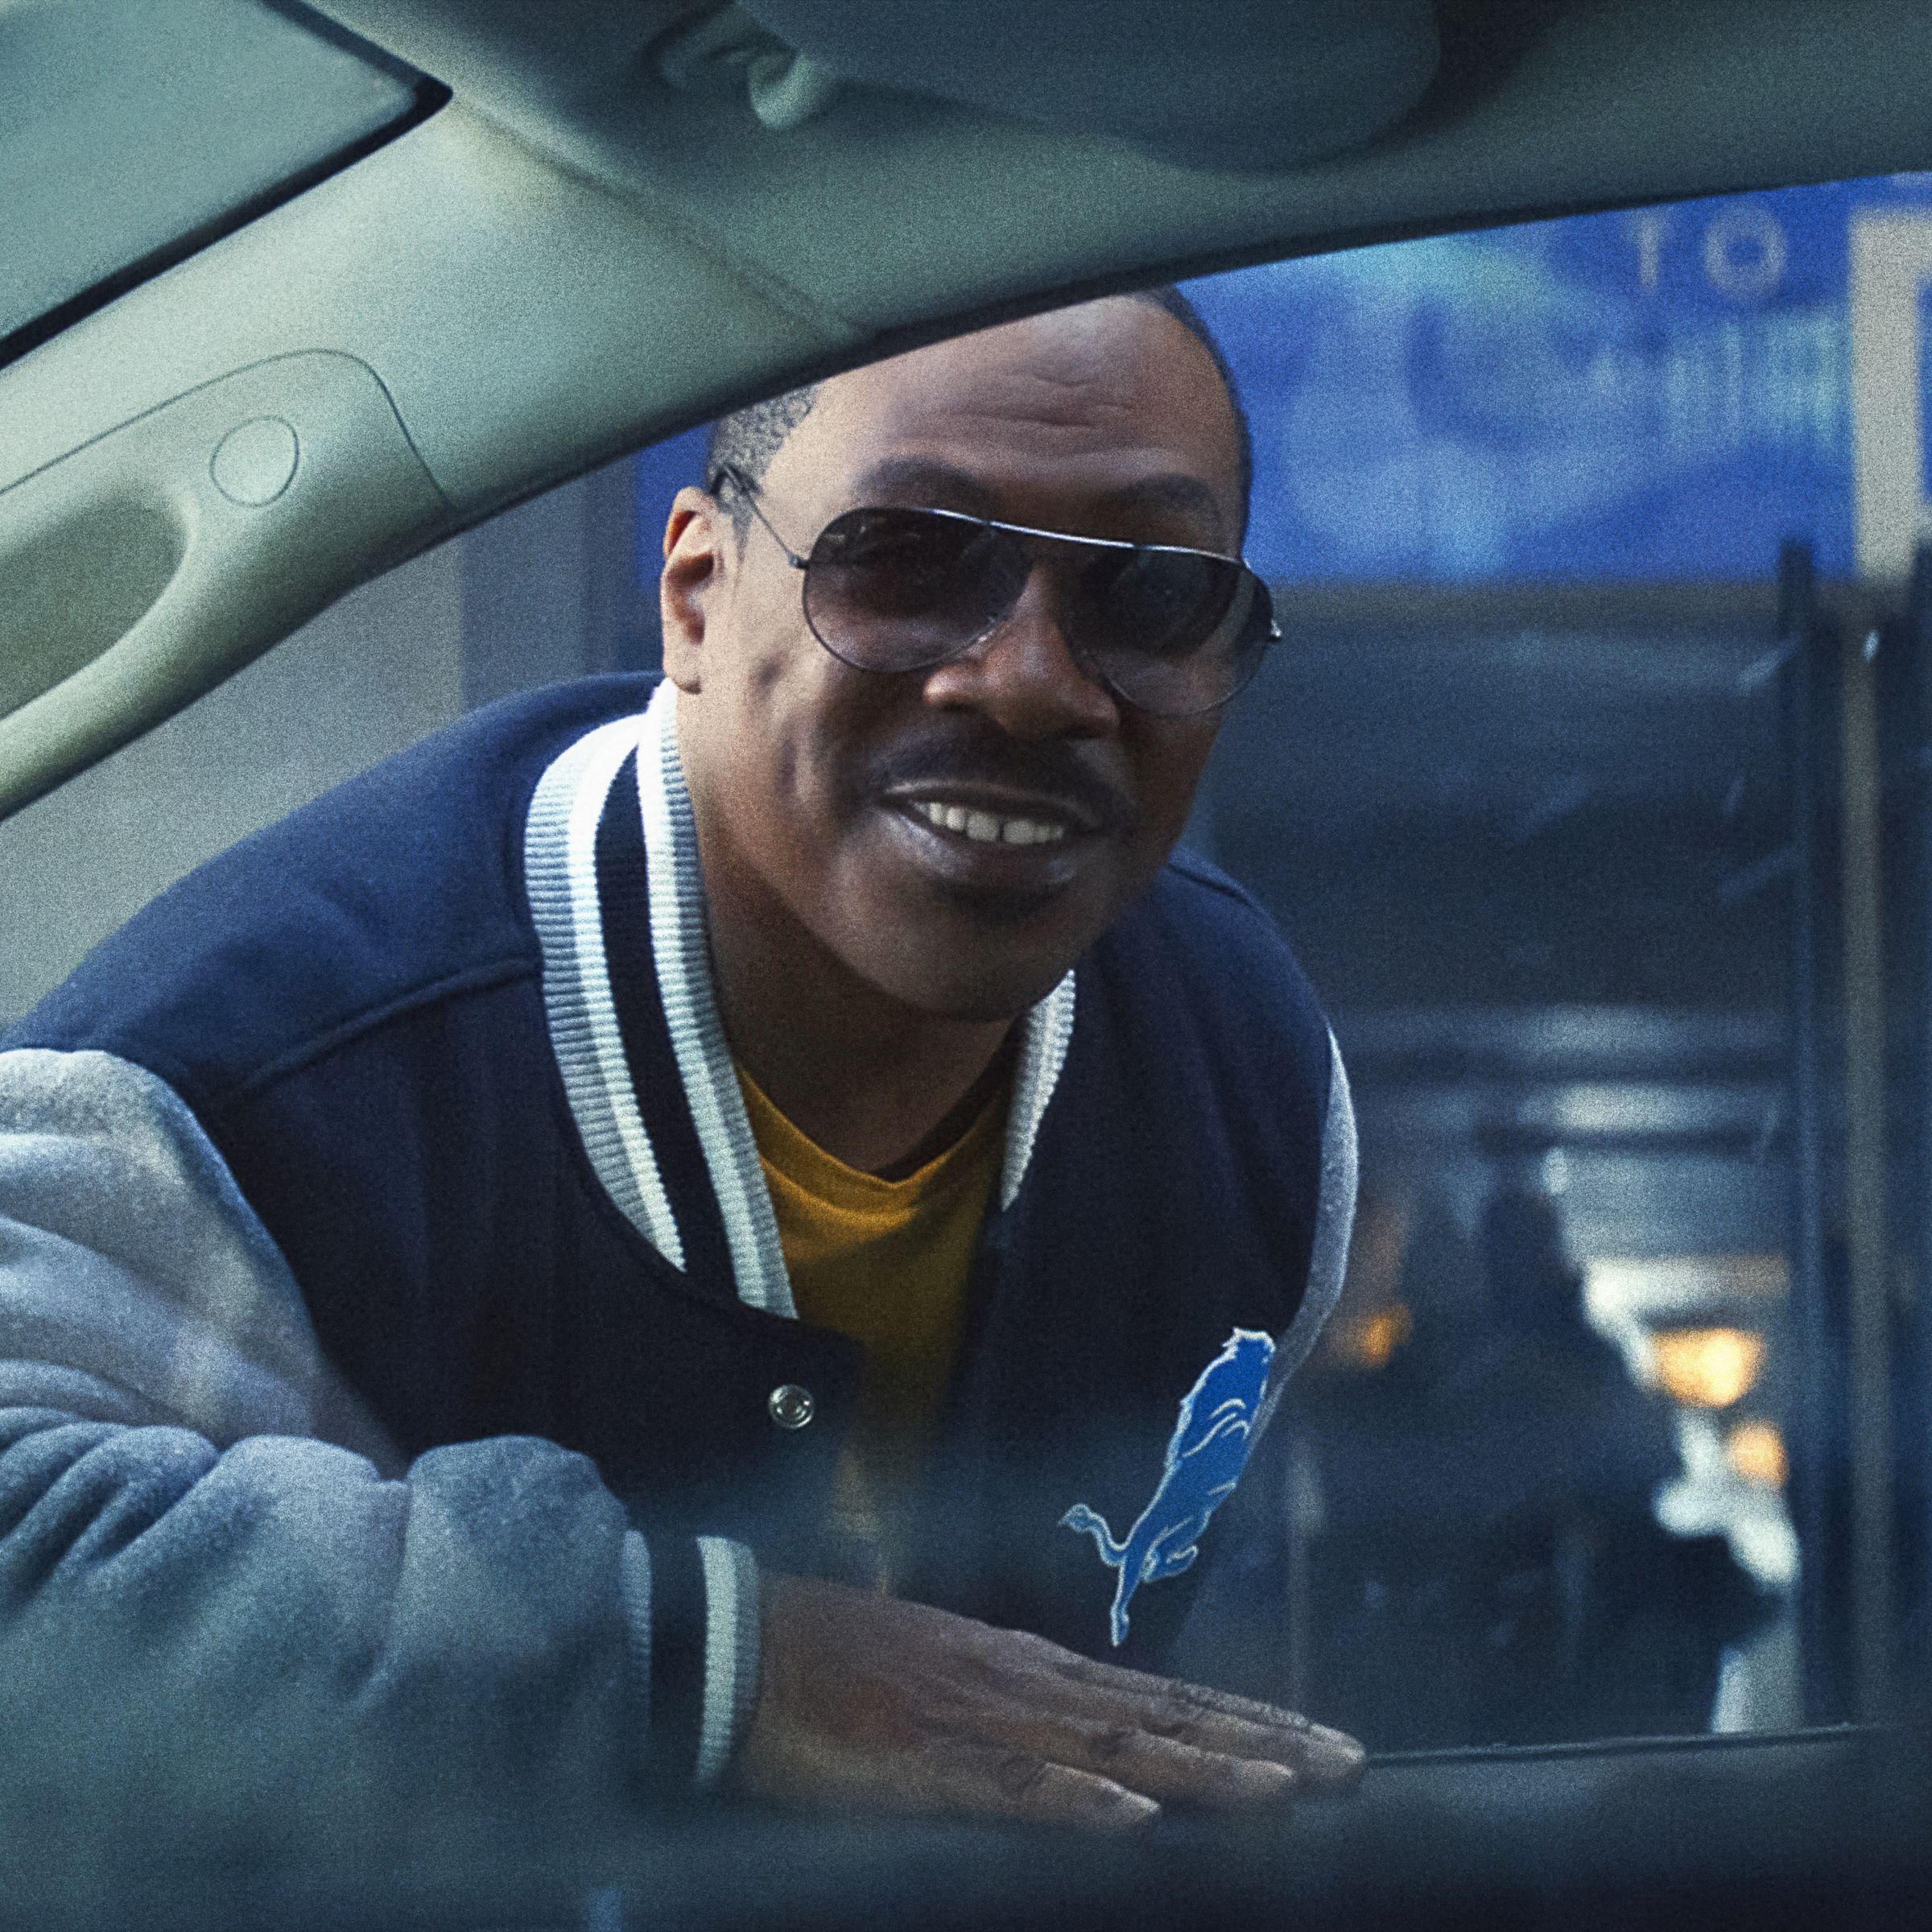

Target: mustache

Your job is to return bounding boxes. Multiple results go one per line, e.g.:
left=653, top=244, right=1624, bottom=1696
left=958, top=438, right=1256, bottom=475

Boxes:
left=865, top=724, right=1133, bottom=833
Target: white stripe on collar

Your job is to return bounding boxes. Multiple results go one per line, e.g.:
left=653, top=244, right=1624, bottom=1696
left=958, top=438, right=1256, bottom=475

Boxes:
left=1002, top=971, right=1075, bottom=1212
left=525, top=711, right=683, bottom=1269
left=528, top=684, right=1079, bottom=1310
left=638, top=684, right=795, bottom=1318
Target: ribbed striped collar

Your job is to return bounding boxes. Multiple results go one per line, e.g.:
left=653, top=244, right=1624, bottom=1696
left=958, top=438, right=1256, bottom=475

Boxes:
left=523, top=682, right=1077, bottom=1317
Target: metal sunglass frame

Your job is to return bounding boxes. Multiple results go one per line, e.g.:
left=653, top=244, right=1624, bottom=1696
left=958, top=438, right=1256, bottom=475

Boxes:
left=709, top=463, right=1278, bottom=718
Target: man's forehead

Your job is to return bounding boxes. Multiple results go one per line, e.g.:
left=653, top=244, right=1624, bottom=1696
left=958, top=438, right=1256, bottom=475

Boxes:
left=779, top=300, right=1241, bottom=532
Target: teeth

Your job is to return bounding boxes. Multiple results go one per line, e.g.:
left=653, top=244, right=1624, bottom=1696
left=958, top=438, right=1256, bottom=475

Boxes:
left=999, top=816, right=1068, bottom=846
left=912, top=800, right=1068, bottom=847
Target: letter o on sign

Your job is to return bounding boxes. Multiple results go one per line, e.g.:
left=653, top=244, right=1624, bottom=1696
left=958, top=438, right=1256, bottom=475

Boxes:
left=1704, top=204, right=1788, bottom=300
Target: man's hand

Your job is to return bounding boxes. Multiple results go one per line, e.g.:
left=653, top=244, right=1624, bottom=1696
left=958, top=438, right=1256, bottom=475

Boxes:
left=733, top=1574, right=1364, bottom=1831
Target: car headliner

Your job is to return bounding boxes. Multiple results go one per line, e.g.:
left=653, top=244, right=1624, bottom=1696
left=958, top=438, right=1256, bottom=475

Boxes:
left=3, top=0, right=1932, bottom=813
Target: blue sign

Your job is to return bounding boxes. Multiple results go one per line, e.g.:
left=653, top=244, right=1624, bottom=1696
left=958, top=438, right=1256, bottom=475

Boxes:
left=637, top=173, right=1932, bottom=589
left=1189, top=173, right=1932, bottom=583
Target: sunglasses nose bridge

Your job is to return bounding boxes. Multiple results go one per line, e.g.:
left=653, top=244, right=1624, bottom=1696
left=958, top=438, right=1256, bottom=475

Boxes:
left=998, top=526, right=1122, bottom=638
left=956, top=531, right=1060, bottom=651
left=939, top=527, right=1065, bottom=658
left=934, top=534, right=1121, bottom=727
left=964, top=524, right=1041, bottom=645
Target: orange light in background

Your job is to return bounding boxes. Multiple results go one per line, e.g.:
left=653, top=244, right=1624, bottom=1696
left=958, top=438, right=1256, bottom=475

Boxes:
left=1327, top=1303, right=1414, bottom=1372
left=1726, top=1418, right=1790, bottom=1488
left=1649, top=1326, right=1767, bottom=1409
left=1359, top=1305, right=1412, bottom=1370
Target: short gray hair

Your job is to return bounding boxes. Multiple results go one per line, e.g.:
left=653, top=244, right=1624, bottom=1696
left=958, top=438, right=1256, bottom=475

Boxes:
left=705, top=386, right=819, bottom=536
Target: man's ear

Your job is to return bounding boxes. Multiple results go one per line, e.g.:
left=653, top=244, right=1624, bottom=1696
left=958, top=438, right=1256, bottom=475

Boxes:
left=659, top=485, right=728, bottom=694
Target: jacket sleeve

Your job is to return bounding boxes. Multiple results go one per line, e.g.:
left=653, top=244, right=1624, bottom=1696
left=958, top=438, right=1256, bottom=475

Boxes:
left=0, top=1046, right=760, bottom=1856
left=1267, top=1031, right=1358, bottom=1406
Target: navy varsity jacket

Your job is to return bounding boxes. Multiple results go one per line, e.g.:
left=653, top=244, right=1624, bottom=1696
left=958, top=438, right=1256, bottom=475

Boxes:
left=0, top=675, right=1353, bottom=1832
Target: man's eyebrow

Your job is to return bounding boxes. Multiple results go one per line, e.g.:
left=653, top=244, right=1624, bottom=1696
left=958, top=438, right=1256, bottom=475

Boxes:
left=1100, top=475, right=1231, bottom=548
left=850, top=458, right=1000, bottom=515
left=852, top=460, right=1232, bottom=547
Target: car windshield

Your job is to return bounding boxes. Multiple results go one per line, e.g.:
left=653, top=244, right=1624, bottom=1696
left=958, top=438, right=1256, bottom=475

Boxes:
left=0, top=0, right=423, bottom=359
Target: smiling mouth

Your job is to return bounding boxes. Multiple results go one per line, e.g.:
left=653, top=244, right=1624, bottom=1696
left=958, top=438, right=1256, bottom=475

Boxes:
left=906, top=799, right=1071, bottom=848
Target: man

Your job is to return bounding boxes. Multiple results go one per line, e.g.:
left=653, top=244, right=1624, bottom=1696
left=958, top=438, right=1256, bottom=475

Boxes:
left=0, top=290, right=1359, bottom=1849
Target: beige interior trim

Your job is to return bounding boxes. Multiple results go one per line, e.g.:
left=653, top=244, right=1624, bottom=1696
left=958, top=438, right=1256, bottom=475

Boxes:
left=0, top=102, right=845, bottom=516
left=316, top=0, right=1932, bottom=354
left=0, top=353, right=447, bottom=818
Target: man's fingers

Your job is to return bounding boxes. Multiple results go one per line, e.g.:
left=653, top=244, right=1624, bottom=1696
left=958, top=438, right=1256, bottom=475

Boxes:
left=1134, top=1694, right=1364, bottom=1785
left=1057, top=1649, right=1316, bottom=1730
left=919, top=1739, right=1160, bottom=1832
left=1051, top=1654, right=1366, bottom=1785
left=1063, top=1719, right=1299, bottom=1807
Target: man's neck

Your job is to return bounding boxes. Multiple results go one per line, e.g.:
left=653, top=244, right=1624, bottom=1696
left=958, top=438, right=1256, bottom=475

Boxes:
left=705, top=883, right=1015, bottom=1179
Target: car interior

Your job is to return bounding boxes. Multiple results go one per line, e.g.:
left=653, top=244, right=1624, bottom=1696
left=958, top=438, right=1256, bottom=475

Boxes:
left=4, top=2, right=1931, bottom=1926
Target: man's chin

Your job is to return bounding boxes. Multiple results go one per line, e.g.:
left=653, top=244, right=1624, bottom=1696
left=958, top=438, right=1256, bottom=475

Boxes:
left=858, top=943, right=1078, bottom=1026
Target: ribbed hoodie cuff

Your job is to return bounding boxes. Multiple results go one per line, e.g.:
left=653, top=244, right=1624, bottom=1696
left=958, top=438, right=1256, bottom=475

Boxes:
left=621, top=1530, right=761, bottom=1794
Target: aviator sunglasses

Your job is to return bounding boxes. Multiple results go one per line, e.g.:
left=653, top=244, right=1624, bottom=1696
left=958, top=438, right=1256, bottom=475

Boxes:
left=711, top=464, right=1279, bottom=718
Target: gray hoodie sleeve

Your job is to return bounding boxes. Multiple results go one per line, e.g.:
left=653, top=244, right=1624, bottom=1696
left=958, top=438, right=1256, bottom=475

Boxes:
left=0, top=1046, right=760, bottom=1859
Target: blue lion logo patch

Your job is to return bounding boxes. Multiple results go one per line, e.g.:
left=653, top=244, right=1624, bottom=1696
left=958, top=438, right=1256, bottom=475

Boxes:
left=1061, top=1327, right=1277, bottom=1645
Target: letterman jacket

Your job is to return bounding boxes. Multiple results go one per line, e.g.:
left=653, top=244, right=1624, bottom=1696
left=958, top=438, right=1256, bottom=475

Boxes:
left=0, top=674, right=1354, bottom=1827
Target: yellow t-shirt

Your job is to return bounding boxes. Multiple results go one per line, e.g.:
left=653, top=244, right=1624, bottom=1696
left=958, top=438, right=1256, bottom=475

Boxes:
left=735, top=1063, right=1005, bottom=1591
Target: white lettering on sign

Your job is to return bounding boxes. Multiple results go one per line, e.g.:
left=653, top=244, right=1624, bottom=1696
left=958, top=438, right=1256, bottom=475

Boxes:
left=1849, top=212, right=1932, bottom=581
left=1704, top=204, right=1788, bottom=300
left=1628, top=209, right=1672, bottom=292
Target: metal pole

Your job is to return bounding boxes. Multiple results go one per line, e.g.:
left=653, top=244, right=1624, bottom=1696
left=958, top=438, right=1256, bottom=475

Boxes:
left=1840, top=620, right=1896, bottom=1723
left=1909, top=542, right=1932, bottom=1702
left=1779, top=540, right=1835, bottom=1719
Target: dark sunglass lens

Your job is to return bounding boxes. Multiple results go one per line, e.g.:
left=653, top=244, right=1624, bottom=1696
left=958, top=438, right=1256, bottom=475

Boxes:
left=803, top=509, right=1022, bottom=671
left=1076, top=550, right=1271, bottom=715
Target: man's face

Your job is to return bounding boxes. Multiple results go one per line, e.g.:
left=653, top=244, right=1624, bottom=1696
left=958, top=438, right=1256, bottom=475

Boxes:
left=664, top=297, right=1245, bottom=1023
